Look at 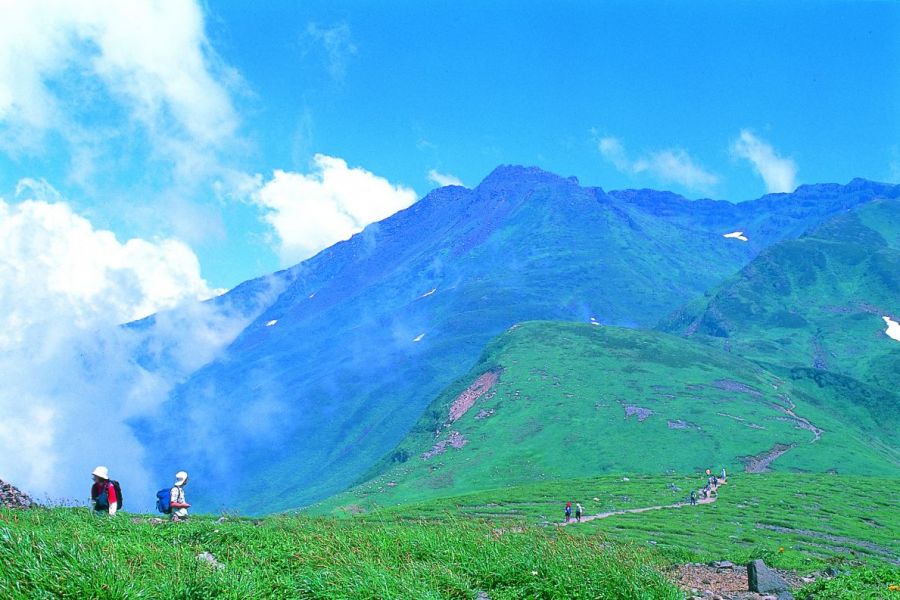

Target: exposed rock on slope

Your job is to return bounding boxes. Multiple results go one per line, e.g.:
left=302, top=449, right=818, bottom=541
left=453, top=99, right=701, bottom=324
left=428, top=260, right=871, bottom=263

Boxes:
left=0, top=479, right=34, bottom=509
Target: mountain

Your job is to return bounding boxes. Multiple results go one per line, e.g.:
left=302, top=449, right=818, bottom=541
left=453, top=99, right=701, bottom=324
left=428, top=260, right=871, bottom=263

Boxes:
left=660, top=198, right=900, bottom=448
left=136, top=167, right=900, bottom=513
left=318, top=321, right=899, bottom=513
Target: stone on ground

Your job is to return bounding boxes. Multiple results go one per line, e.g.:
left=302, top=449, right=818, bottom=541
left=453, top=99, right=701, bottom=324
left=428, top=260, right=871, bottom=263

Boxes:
left=747, top=559, right=791, bottom=594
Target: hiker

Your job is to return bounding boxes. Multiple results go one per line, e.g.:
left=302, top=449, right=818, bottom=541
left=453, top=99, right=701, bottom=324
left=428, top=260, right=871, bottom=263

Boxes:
left=721, top=467, right=727, bottom=481
left=564, top=501, right=572, bottom=522
left=90, top=466, right=118, bottom=516
left=575, top=502, right=583, bottom=522
left=690, top=490, right=697, bottom=506
left=169, top=471, right=191, bottom=522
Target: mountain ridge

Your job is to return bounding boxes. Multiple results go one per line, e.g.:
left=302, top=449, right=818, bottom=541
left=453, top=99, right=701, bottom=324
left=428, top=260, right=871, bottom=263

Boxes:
left=134, top=166, right=900, bottom=513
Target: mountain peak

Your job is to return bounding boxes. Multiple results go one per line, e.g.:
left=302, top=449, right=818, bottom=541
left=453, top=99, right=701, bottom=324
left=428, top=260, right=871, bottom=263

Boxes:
left=479, top=165, right=574, bottom=189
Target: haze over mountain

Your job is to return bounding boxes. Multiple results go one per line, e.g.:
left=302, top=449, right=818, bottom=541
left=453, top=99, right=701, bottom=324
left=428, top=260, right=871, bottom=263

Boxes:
left=136, top=167, right=899, bottom=513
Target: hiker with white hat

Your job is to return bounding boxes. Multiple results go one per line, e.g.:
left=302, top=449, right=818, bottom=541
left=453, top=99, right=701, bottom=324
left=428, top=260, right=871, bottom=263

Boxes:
left=169, top=471, right=191, bottom=521
left=90, top=466, right=119, bottom=516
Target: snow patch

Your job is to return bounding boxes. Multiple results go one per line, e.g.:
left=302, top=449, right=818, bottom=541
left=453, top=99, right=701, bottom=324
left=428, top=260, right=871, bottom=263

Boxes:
left=883, top=316, right=900, bottom=341
left=589, top=316, right=600, bottom=326
left=413, top=333, right=425, bottom=342
left=419, top=288, right=437, bottom=299
left=265, top=320, right=278, bottom=327
left=723, top=231, right=748, bottom=242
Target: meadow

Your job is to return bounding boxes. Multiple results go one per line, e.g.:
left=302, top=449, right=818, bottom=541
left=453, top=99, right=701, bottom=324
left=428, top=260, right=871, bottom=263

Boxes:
left=1, top=507, right=680, bottom=599
left=3, top=472, right=898, bottom=598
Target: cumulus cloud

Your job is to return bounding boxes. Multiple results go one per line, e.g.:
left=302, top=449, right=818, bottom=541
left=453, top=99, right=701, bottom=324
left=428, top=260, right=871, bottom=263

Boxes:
left=731, top=130, right=798, bottom=193
left=598, top=136, right=719, bottom=191
left=0, top=195, right=220, bottom=349
left=305, top=23, right=357, bottom=81
left=250, top=154, right=418, bottom=265
left=0, top=183, right=279, bottom=506
left=0, top=0, right=239, bottom=181
left=427, top=169, right=465, bottom=188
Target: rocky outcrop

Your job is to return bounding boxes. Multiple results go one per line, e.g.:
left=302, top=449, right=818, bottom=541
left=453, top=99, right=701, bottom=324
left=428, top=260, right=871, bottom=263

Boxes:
left=747, top=559, right=791, bottom=594
left=0, top=479, right=35, bottom=509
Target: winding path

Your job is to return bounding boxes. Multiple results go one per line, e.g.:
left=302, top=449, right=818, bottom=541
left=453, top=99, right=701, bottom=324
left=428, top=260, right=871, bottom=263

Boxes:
left=558, top=484, right=721, bottom=527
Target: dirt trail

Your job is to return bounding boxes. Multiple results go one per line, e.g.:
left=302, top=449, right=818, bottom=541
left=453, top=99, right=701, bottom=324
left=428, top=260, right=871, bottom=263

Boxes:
left=558, top=486, right=720, bottom=526
left=742, top=443, right=795, bottom=473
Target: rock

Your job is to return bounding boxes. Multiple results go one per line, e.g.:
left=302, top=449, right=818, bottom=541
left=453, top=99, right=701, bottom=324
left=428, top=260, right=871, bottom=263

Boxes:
left=197, top=551, right=224, bottom=570
left=748, top=559, right=791, bottom=594
left=0, top=479, right=35, bottom=509
left=709, top=560, right=734, bottom=571
left=216, top=515, right=227, bottom=523
left=777, top=592, right=795, bottom=600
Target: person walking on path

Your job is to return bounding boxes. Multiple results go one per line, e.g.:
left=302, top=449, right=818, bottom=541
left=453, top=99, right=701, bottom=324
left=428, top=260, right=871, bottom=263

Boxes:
left=564, top=501, right=572, bottom=523
left=90, top=466, right=118, bottom=516
left=169, top=471, right=191, bottom=522
left=690, top=490, right=697, bottom=506
left=575, top=502, right=583, bottom=522
left=721, top=467, right=727, bottom=481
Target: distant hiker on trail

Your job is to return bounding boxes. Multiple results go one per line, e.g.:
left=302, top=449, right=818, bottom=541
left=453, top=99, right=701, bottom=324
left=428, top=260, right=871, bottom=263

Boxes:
left=690, top=490, right=697, bottom=506
left=575, top=502, right=583, bottom=522
left=90, top=466, right=119, bottom=516
left=721, top=468, right=727, bottom=481
left=564, top=501, right=572, bottom=522
left=169, top=471, right=191, bottom=522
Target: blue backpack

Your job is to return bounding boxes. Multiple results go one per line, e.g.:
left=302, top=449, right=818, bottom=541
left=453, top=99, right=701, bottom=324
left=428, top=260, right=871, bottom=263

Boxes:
left=156, top=487, right=172, bottom=514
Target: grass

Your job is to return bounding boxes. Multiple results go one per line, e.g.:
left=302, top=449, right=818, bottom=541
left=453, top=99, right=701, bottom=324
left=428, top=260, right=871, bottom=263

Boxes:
left=331, top=474, right=899, bottom=572
left=0, top=507, right=680, bottom=599
left=4, top=473, right=897, bottom=598
left=333, top=322, right=898, bottom=514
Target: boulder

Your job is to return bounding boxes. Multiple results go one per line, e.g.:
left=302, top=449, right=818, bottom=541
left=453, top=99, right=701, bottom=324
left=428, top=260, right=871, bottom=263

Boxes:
left=748, top=559, right=790, bottom=593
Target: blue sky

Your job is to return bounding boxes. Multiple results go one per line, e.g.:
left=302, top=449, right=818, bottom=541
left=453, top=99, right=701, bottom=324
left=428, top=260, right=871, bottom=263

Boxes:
left=0, top=0, right=897, bottom=503
left=0, top=1, right=897, bottom=297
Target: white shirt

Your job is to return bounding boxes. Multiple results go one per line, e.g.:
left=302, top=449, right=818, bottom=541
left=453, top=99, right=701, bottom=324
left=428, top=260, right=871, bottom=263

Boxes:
left=170, top=485, right=188, bottom=518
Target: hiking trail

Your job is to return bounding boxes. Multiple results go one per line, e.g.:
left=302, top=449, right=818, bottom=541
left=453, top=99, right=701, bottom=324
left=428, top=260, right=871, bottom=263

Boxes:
left=558, top=483, right=722, bottom=526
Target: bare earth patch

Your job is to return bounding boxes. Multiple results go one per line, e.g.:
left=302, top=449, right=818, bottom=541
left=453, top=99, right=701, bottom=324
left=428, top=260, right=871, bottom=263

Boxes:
left=422, top=431, right=468, bottom=460
left=624, top=405, right=654, bottom=421
left=448, top=371, right=499, bottom=423
left=672, top=563, right=810, bottom=599
left=740, top=443, right=795, bottom=473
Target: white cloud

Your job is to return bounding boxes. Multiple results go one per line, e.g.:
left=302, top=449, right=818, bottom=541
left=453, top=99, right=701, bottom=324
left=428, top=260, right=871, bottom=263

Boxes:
left=0, top=0, right=239, bottom=181
left=731, top=130, right=798, bottom=193
left=598, top=136, right=719, bottom=191
left=0, top=189, right=220, bottom=349
left=0, top=183, right=283, bottom=505
left=428, top=169, right=465, bottom=188
left=251, top=154, right=418, bottom=265
left=305, top=23, right=357, bottom=82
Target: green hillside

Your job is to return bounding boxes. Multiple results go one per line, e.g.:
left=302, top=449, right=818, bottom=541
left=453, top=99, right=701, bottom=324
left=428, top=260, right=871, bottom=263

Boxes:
left=3, top=475, right=897, bottom=598
left=0, top=507, right=680, bottom=599
left=321, top=322, right=899, bottom=513
left=662, top=199, right=899, bottom=396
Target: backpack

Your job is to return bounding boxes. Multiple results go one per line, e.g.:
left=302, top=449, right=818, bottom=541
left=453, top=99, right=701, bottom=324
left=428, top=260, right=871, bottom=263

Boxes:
left=94, top=480, right=123, bottom=511
left=156, top=487, right=172, bottom=514
left=111, top=480, right=123, bottom=510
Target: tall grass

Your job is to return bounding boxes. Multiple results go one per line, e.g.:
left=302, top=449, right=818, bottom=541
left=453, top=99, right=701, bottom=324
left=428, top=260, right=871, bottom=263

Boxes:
left=0, top=508, right=680, bottom=599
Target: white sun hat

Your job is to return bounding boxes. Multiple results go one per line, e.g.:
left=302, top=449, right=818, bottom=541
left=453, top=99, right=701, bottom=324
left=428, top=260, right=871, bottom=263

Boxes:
left=92, top=466, right=109, bottom=479
left=174, top=471, right=189, bottom=486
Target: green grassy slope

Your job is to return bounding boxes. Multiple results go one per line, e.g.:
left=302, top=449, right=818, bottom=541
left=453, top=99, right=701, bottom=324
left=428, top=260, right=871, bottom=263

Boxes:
left=351, top=474, right=899, bottom=570
left=320, top=322, right=898, bottom=514
left=0, top=508, right=680, bottom=599
left=661, top=199, right=900, bottom=402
